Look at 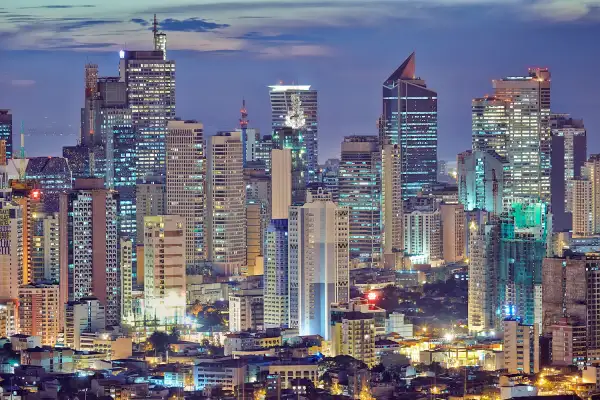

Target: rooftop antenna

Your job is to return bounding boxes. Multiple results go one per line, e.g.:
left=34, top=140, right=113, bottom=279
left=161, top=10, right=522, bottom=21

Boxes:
left=19, top=121, right=25, bottom=159
left=239, top=99, right=249, bottom=167
left=153, top=14, right=158, bottom=36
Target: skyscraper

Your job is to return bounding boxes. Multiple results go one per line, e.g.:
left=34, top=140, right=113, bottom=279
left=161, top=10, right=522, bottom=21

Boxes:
left=0, top=189, right=22, bottom=301
left=403, top=197, right=442, bottom=264
left=382, top=52, right=437, bottom=199
left=584, top=155, right=600, bottom=234
left=572, top=178, right=593, bottom=236
left=0, top=110, right=13, bottom=160
left=59, top=178, right=120, bottom=326
left=269, top=85, right=318, bottom=184
left=381, top=144, right=403, bottom=267
left=120, top=50, right=175, bottom=180
left=551, top=114, right=587, bottom=232
left=339, top=136, right=382, bottom=267
left=271, top=149, right=292, bottom=220
left=206, top=132, right=246, bottom=276
left=273, top=127, right=308, bottom=206
left=166, top=120, right=205, bottom=269
left=288, top=192, right=349, bottom=339
left=18, top=283, right=60, bottom=347
left=457, top=150, right=508, bottom=214
left=471, top=96, right=509, bottom=158
left=25, top=157, right=72, bottom=213
left=493, top=68, right=551, bottom=204
left=144, top=215, right=186, bottom=324
left=263, top=219, right=289, bottom=329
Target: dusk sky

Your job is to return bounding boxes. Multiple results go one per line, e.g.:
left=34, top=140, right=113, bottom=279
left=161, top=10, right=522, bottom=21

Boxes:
left=0, top=0, right=599, bottom=162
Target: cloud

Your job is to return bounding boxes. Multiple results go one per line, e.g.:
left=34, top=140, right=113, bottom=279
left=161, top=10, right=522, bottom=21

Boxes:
left=137, top=17, right=230, bottom=32
left=19, top=5, right=96, bottom=9
left=238, top=31, right=319, bottom=43
left=259, top=44, right=333, bottom=58
left=56, top=20, right=121, bottom=32
left=11, top=79, right=36, bottom=87
left=130, top=18, right=149, bottom=27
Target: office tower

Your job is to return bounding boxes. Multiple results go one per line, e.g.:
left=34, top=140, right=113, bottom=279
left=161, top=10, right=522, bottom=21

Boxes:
left=245, top=204, right=263, bottom=276
left=81, top=64, right=102, bottom=147
left=152, top=14, right=167, bottom=58
left=245, top=163, right=271, bottom=276
left=18, top=283, right=60, bottom=346
left=136, top=181, right=166, bottom=244
left=572, top=178, right=593, bottom=236
left=0, top=110, right=13, bottom=160
left=493, top=68, right=551, bottom=204
left=541, top=256, right=587, bottom=336
left=440, top=203, right=466, bottom=263
left=59, top=178, right=119, bottom=326
left=30, top=212, right=60, bottom=283
left=288, top=192, right=349, bottom=339
left=120, top=50, right=175, bottom=180
left=0, top=140, right=6, bottom=166
left=382, top=144, right=403, bottom=266
left=120, top=238, right=133, bottom=323
left=339, top=136, right=382, bottom=267
left=206, top=132, right=246, bottom=276
left=25, top=157, right=72, bottom=213
left=551, top=114, right=586, bottom=232
left=143, top=215, right=186, bottom=324
left=62, top=144, right=105, bottom=180
left=503, top=318, right=539, bottom=374
left=467, top=214, right=499, bottom=334
left=471, top=96, right=509, bottom=158
left=166, top=120, right=205, bottom=269
left=0, top=189, right=22, bottom=301
left=0, top=300, right=18, bottom=337
left=273, top=127, right=308, bottom=205
left=264, top=219, right=289, bottom=329
left=498, top=203, right=551, bottom=328
left=381, top=53, right=437, bottom=199
left=65, top=297, right=106, bottom=350
left=269, top=85, right=318, bottom=184
left=255, top=135, right=274, bottom=175
left=229, top=289, right=264, bottom=332
left=403, top=198, right=442, bottom=264
left=457, top=150, right=508, bottom=214
left=271, top=149, right=292, bottom=220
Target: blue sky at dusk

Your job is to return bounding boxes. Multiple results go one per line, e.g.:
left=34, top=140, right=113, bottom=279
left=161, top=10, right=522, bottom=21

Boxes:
left=0, top=0, right=599, bottom=162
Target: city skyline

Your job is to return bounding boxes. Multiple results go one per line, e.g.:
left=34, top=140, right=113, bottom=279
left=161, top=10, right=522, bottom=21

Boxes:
left=1, top=0, right=598, bottom=162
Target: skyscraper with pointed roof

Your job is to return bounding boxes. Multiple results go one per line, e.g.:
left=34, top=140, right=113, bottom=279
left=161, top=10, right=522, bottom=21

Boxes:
left=381, top=52, right=438, bottom=200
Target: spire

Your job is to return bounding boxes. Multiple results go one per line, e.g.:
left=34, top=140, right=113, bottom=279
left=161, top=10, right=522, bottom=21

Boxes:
left=20, top=121, right=25, bottom=159
left=153, top=14, right=158, bottom=36
left=386, top=52, right=416, bottom=83
left=239, top=99, right=249, bottom=129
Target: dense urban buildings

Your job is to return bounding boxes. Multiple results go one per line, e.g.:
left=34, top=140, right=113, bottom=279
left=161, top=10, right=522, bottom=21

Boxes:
left=0, top=110, right=13, bottom=160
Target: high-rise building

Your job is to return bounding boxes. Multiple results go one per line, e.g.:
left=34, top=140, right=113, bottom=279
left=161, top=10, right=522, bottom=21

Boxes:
left=271, top=149, right=292, bottom=220
left=288, top=192, right=349, bottom=339
left=136, top=181, right=166, bottom=244
left=64, top=297, right=106, bottom=350
left=245, top=163, right=271, bottom=276
left=381, top=144, right=403, bottom=265
left=339, top=313, right=376, bottom=368
left=25, top=157, right=72, bottom=213
left=0, top=300, right=18, bottom=338
left=440, top=203, right=466, bottom=263
left=572, top=178, right=593, bottom=236
left=493, top=68, right=551, bottom=204
left=585, top=255, right=600, bottom=361
left=339, top=136, right=382, bottom=267
left=206, top=132, right=246, bottom=276
left=152, top=14, right=167, bottom=58
left=551, top=114, right=587, bottom=232
left=269, top=85, right=317, bottom=184
left=263, top=219, right=289, bottom=329
left=382, top=52, right=437, bottom=199
left=62, top=144, right=105, bottom=181
left=503, top=318, right=539, bottom=374
left=273, top=127, right=308, bottom=206
left=229, top=289, right=264, bottom=332
left=0, top=110, right=13, bottom=160
left=18, top=283, right=60, bottom=347
left=585, top=155, right=600, bottom=234
left=120, top=50, right=175, bottom=180
left=457, top=150, right=508, bottom=215
left=255, top=135, right=274, bottom=175
left=403, top=197, right=442, bottom=264
left=471, top=96, right=509, bottom=158
left=0, top=189, right=22, bottom=301
left=30, top=212, right=60, bottom=283
left=143, top=215, right=186, bottom=324
left=120, top=238, right=133, bottom=323
left=59, top=178, right=120, bottom=326
left=166, top=120, right=205, bottom=269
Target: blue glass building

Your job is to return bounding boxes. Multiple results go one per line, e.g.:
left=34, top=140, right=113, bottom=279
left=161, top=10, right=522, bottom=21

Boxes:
left=382, top=52, right=438, bottom=199
left=0, top=110, right=13, bottom=160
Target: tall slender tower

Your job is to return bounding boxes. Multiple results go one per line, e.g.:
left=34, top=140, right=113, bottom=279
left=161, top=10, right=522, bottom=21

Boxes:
left=166, top=120, right=205, bottom=269
left=382, top=53, right=438, bottom=199
left=0, top=110, right=13, bottom=160
left=153, top=14, right=167, bottom=59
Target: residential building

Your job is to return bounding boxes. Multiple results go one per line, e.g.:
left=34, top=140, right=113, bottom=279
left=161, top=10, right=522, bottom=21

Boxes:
left=471, top=96, right=509, bottom=158
left=271, top=149, right=292, bottom=219
left=18, top=283, right=60, bottom=347
left=166, top=119, right=205, bottom=269
left=120, top=238, right=133, bottom=323
left=551, top=318, right=586, bottom=366
left=503, top=319, right=539, bottom=374
left=264, top=219, right=289, bottom=329
left=584, top=155, right=600, bottom=234
left=0, top=189, right=22, bottom=301
left=339, top=135, right=382, bottom=267
left=332, top=312, right=376, bottom=368
left=64, top=297, right=106, bottom=349
left=386, top=312, right=414, bottom=338
left=143, top=215, right=186, bottom=324
left=59, top=178, right=120, bottom=326
left=288, top=191, right=349, bottom=339
left=0, top=110, right=13, bottom=160
left=268, top=359, right=319, bottom=389
left=273, top=127, right=308, bottom=206
left=403, top=197, right=442, bottom=264
left=572, top=178, right=593, bottom=236
left=457, top=150, right=507, bottom=214
left=381, top=143, right=403, bottom=267
left=229, top=289, right=264, bottom=332
left=194, top=359, right=247, bottom=392
left=21, top=347, right=74, bottom=373
left=0, top=300, right=18, bottom=338
left=206, top=132, right=246, bottom=276
left=381, top=52, right=437, bottom=199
